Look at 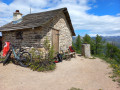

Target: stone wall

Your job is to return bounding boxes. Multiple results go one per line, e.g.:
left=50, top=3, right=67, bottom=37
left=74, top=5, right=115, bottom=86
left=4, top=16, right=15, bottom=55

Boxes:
left=2, top=11, right=73, bottom=52
left=2, top=26, right=52, bottom=48
left=52, top=12, right=72, bottom=51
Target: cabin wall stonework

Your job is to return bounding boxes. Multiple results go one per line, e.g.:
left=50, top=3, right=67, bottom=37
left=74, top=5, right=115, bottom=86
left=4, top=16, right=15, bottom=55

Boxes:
left=52, top=12, right=72, bottom=51
left=2, top=27, right=52, bottom=48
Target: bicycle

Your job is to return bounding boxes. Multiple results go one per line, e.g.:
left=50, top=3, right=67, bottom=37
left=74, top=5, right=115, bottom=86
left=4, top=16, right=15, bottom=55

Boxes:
left=3, top=44, right=32, bottom=67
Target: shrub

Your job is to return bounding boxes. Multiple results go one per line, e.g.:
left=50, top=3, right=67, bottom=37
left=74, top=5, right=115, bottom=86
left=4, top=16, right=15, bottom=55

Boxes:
left=69, top=87, right=83, bottom=90
left=48, top=46, right=54, bottom=60
left=29, top=48, right=44, bottom=60
left=29, top=37, right=56, bottom=72
left=43, top=37, right=50, bottom=51
left=29, top=60, right=56, bottom=72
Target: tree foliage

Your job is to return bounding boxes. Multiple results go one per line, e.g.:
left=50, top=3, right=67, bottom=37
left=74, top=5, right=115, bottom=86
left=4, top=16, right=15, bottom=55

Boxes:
left=44, top=37, right=54, bottom=59
left=83, top=34, right=96, bottom=54
left=95, top=34, right=105, bottom=55
left=91, top=39, right=96, bottom=55
left=43, top=37, right=50, bottom=51
left=73, top=34, right=120, bottom=63
left=106, top=43, right=120, bottom=61
left=75, top=35, right=82, bottom=53
left=83, top=34, right=91, bottom=44
left=72, top=42, right=76, bottom=51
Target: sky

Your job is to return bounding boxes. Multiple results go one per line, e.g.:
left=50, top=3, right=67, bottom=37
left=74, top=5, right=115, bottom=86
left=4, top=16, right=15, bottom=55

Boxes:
left=0, top=0, right=120, bottom=37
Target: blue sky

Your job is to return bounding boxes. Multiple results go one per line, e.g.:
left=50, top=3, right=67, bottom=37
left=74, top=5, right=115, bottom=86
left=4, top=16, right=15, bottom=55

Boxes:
left=88, top=0, right=120, bottom=16
left=0, top=0, right=120, bottom=36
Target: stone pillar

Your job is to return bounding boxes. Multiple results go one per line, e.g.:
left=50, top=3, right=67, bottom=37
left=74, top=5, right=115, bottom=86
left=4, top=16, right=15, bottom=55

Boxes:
left=82, top=44, right=91, bottom=58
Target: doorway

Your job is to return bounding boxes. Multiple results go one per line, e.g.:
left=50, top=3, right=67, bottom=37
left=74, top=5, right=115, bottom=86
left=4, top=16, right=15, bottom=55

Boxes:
left=52, top=30, right=59, bottom=53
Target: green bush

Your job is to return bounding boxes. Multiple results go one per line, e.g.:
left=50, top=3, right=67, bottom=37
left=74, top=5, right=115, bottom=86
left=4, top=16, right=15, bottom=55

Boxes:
left=48, top=46, right=54, bottom=60
left=29, top=48, right=44, bottom=60
left=29, top=60, right=56, bottom=72
left=43, top=37, right=50, bottom=51
left=44, top=37, right=55, bottom=60
left=29, top=37, right=56, bottom=72
left=105, top=43, right=120, bottom=64
left=69, top=87, right=83, bottom=90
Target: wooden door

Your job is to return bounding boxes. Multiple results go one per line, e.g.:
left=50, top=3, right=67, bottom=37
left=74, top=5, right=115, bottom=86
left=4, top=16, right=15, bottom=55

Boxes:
left=52, top=30, right=59, bottom=53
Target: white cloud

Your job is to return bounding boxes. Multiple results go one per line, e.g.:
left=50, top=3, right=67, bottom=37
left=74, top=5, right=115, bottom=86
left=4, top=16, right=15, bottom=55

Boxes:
left=117, top=13, right=120, bottom=16
left=0, top=0, right=120, bottom=36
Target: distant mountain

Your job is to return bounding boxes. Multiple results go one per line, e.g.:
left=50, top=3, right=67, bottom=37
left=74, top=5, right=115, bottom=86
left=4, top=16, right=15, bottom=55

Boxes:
left=102, top=36, right=120, bottom=43
left=73, top=36, right=120, bottom=48
left=92, top=36, right=120, bottom=48
left=102, top=36, right=120, bottom=48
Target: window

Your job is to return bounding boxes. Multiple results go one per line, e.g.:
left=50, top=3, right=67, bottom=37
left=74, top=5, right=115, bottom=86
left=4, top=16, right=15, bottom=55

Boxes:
left=16, top=31, right=23, bottom=39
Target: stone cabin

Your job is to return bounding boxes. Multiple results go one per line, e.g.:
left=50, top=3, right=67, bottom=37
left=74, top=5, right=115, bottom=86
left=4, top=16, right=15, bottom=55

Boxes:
left=0, top=8, right=75, bottom=53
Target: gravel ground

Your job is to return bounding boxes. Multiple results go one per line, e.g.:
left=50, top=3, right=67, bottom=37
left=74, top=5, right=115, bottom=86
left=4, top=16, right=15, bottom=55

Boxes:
left=0, top=55, right=120, bottom=90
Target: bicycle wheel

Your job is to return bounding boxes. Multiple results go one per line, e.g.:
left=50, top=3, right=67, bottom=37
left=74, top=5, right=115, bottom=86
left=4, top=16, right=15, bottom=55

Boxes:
left=3, top=51, right=12, bottom=66
left=19, top=52, right=32, bottom=67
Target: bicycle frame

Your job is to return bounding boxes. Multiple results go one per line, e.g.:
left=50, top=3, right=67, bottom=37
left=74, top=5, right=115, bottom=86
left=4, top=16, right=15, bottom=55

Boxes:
left=11, top=45, right=20, bottom=61
left=3, top=43, right=32, bottom=67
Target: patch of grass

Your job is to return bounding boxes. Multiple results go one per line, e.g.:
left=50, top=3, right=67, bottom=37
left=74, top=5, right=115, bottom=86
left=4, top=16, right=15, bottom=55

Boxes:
left=112, top=79, right=116, bottom=82
left=0, top=58, right=5, bottom=63
left=89, top=57, right=96, bottom=59
left=0, top=56, right=5, bottom=61
left=68, top=87, right=83, bottom=90
left=0, top=58, right=3, bottom=61
left=109, top=75, right=117, bottom=79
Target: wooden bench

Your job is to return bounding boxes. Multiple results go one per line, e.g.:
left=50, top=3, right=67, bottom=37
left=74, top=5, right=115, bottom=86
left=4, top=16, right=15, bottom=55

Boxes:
left=68, top=49, right=76, bottom=58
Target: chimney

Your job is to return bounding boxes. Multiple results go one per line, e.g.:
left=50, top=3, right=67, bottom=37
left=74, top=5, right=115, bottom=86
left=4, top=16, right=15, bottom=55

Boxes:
left=13, top=10, right=22, bottom=21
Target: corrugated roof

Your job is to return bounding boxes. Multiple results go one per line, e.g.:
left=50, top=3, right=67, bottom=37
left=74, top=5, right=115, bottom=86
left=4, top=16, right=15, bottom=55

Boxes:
left=0, top=8, right=75, bottom=36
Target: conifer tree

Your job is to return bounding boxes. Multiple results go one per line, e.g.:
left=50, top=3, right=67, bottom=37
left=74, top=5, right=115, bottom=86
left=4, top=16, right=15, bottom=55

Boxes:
left=75, top=35, right=82, bottom=53
left=95, top=34, right=105, bottom=55
left=72, top=42, right=76, bottom=50
left=83, top=34, right=91, bottom=44
left=106, top=43, right=120, bottom=60
left=83, top=34, right=95, bottom=54
left=91, top=39, right=96, bottom=55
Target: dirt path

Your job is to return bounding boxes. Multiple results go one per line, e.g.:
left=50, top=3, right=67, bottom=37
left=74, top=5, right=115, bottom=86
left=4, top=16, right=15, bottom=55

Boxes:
left=0, top=55, right=120, bottom=90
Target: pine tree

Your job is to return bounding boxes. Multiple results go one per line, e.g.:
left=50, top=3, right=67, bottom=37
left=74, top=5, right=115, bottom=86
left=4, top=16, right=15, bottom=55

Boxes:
left=72, top=42, right=76, bottom=51
left=83, top=34, right=96, bottom=54
left=75, top=35, right=82, bottom=53
left=95, top=34, right=105, bottom=55
left=91, top=39, right=96, bottom=55
left=83, top=34, right=91, bottom=44
left=106, top=43, right=120, bottom=60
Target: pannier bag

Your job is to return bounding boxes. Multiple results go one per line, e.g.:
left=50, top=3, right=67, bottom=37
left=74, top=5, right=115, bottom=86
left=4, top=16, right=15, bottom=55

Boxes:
left=3, top=42, right=10, bottom=56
